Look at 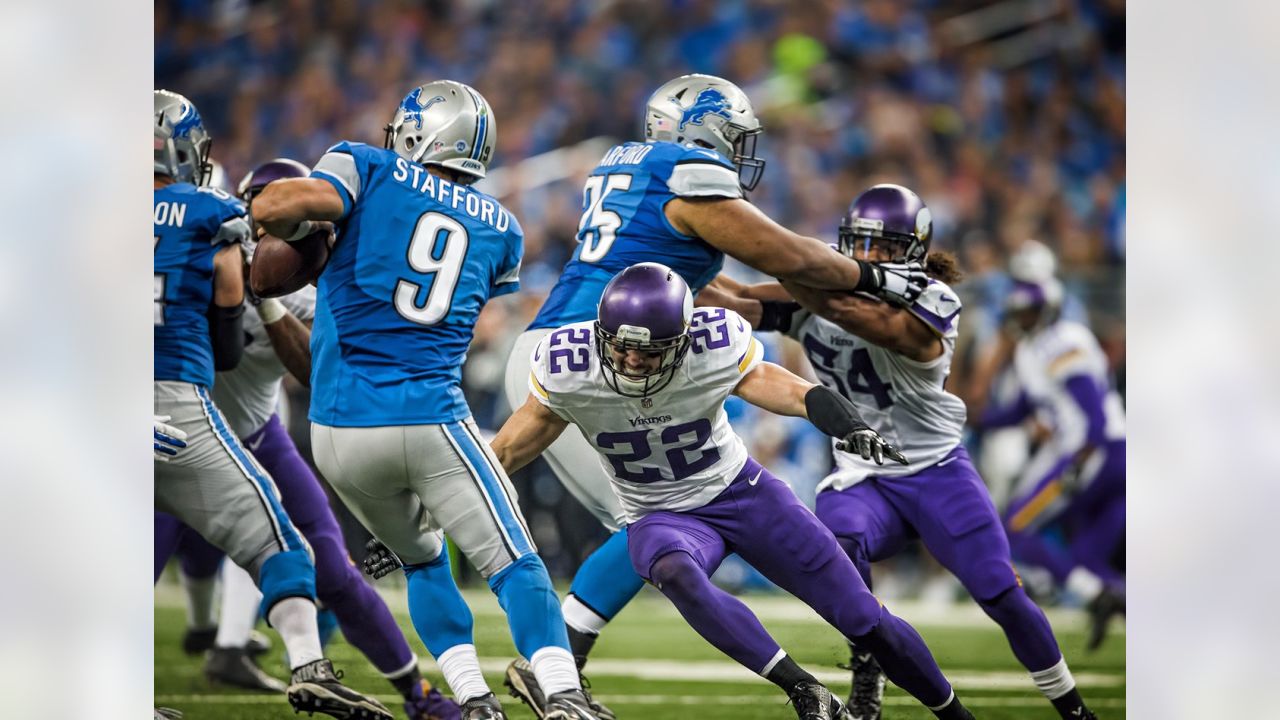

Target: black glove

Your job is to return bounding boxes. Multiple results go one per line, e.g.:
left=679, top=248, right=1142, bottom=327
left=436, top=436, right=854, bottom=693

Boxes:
left=757, top=300, right=803, bottom=333
left=836, top=427, right=910, bottom=466
left=854, top=259, right=928, bottom=306
left=362, top=539, right=403, bottom=579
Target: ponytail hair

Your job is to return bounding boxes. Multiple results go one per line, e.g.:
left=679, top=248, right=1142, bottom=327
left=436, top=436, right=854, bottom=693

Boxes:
left=925, top=251, right=963, bottom=284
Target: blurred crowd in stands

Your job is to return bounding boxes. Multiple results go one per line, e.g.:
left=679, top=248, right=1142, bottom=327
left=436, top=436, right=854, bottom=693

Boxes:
left=158, top=0, right=1125, bottom=598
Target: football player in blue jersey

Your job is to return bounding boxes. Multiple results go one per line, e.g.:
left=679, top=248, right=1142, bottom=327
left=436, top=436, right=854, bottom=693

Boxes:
left=497, top=73, right=930, bottom=717
left=152, top=90, right=391, bottom=720
left=251, top=80, right=601, bottom=720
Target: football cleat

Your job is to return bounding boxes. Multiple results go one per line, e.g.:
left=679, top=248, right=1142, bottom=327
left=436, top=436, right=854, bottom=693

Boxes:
left=788, top=681, right=845, bottom=720
left=543, top=689, right=603, bottom=719
left=1087, top=586, right=1126, bottom=652
left=181, top=626, right=218, bottom=655
left=839, top=649, right=885, bottom=720
left=460, top=692, right=507, bottom=720
left=154, top=708, right=183, bottom=720
left=246, top=630, right=273, bottom=657
left=286, top=659, right=393, bottom=720
left=205, top=646, right=287, bottom=692
left=404, top=678, right=462, bottom=720
left=504, top=658, right=615, bottom=720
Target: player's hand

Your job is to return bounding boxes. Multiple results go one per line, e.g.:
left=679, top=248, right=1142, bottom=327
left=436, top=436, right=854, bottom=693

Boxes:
left=868, top=261, right=928, bottom=306
left=837, top=426, right=909, bottom=466
left=363, top=539, right=403, bottom=579
left=154, top=415, right=188, bottom=462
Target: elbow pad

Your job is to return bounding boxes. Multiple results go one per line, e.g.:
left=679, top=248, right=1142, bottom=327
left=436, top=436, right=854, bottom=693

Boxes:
left=805, top=385, right=868, bottom=438
left=208, top=304, right=246, bottom=371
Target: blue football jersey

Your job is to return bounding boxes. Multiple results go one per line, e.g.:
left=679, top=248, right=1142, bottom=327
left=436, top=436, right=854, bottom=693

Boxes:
left=308, top=141, right=523, bottom=426
left=529, top=141, right=742, bottom=330
left=153, top=183, right=251, bottom=387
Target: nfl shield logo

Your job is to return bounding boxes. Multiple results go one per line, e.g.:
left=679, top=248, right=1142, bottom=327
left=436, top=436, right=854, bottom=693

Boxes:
left=642, top=397, right=653, bottom=408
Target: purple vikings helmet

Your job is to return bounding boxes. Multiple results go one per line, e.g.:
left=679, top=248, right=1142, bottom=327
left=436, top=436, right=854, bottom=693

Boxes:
left=595, top=262, right=695, bottom=398
left=236, top=158, right=311, bottom=203
left=838, top=183, right=933, bottom=264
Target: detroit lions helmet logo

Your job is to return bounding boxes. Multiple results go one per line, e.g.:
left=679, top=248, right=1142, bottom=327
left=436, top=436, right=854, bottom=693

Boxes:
left=675, top=88, right=732, bottom=131
left=400, top=87, right=447, bottom=130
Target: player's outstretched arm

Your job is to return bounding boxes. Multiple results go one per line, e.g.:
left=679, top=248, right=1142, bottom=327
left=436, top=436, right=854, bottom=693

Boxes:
left=696, top=275, right=804, bottom=333
left=489, top=394, right=570, bottom=475
left=782, top=280, right=942, bottom=362
left=251, top=178, right=345, bottom=240
left=210, top=244, right=246, bottom=371
left=734, top=362, right=908, bottom=466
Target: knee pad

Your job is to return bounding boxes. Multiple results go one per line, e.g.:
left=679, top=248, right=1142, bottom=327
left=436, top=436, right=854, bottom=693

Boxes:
left=648, top=551, right=705, bottom=594
left=488, top=553, right=555, bottom=600
left=964, top=558, right=1021, bottom=604
left=258, top=549, right=317, bottom=613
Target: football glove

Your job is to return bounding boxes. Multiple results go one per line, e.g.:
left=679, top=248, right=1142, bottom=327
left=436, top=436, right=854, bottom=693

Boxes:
left=836, top=427, right=909, bottom=466
left=857, top=260, right=928, bottom=306
left=363, top=539, right=403, bottom=579
left=154, top=415, right=188, bottom=462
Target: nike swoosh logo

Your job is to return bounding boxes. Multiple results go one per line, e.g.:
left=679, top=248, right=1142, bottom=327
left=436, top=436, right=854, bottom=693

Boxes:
left=937, top=456, right=957, bottom=467
left=245, top=436, right=265, bottom=453
left=748, top=469, right=763, bottom=486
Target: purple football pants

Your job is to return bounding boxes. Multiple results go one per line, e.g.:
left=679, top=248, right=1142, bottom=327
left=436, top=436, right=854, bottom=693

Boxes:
left=1004, top=439, right=1126, bottom=587
left=155, top=414, right=414, bottom=676
left=628, top=457, right=955, bottom=708
left=816, top=445, right=1064, bottom=673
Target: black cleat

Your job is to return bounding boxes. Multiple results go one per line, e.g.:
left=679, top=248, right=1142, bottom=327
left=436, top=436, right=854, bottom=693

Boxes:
left=503, top=659, right=547, bottom=717
left=181, top=626, right=218, bottom=655
left=287, top=658, right=393, bottom=720
left=788, top=681, right=844, bottom=720
left=205, top=646, right=287, bottom=692
left=544, top=689, right=602, bottom=719
left=839, top=649, right=885, bottom=720
left=1087, top=586, right=1125, bottom=652
left=246, top=629, right=273, bottom=657
left=575, top=673, right=616, bottom=720
left=154, top=709, right=183, bottom=720
left=460, top=692, right=507, bottom=720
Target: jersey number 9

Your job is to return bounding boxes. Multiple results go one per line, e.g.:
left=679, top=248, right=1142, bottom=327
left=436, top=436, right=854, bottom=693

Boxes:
left=395, top=212, right=468, bottom=326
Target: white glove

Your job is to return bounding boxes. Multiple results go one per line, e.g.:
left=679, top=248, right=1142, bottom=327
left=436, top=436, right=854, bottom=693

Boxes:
left=154, top=415, right=188, bottom=462
left=870, top=261, right=928, bottom=306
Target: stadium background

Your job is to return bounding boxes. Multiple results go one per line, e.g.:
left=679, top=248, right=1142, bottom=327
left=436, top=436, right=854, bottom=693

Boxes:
left=154, top=1, right=1124, bottom=716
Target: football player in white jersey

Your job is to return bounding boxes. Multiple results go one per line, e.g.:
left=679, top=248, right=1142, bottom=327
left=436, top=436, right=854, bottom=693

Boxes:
left=489, top=262, right=976, bottom=720
left=980, top=269, right=1127, bottom=651
left=770, top=185, right=1099, bottom=720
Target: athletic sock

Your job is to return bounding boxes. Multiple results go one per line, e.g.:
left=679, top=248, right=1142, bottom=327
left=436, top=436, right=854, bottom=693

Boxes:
left=530, top=645, right=581, bottom=697
left=763, top=652, right=817, bottom=694
left=436, top=644, right=489, bottom=703
left=267, top=597, right=324, bottom=670
left=181, top=572, right=219, bottom=631
left=562, top=593, right=606, bottom=669
left=1050, top=688, right=1092, bottom=719
left=215, top=561, right=263, bottom=648
left=388, top=664, right=424, bottom=700
left=566, top=626, right=598, bottom=670
left=1029, top=657, right=1091, bottom=717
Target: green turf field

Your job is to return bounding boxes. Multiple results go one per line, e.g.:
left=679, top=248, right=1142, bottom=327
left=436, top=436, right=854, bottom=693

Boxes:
left=154, top=584, right=1124, bottom=719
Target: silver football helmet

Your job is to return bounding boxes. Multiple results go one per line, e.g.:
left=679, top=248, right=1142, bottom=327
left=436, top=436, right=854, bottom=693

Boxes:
left=384, top=80, right=496, bottom=184
left=643, top=74, right=765, bottom=190
left=155, top=90, right=213, bottom=186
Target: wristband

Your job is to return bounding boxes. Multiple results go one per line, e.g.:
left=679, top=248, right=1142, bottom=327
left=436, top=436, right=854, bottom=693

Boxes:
left=852, top=259, right=881, bottom=294
left=283, top=220, right=316, bottom=242
left=256, top=298, right=288, bottom=325
left=757, top=301, right=802, bottom=333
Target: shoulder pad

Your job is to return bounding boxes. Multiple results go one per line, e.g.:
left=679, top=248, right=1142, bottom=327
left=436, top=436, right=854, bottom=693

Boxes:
left=667, top=144, right=741, bottom=199
left=909, top=280, right=962, bottom=336
left=686, top=307, right=761, bottom=384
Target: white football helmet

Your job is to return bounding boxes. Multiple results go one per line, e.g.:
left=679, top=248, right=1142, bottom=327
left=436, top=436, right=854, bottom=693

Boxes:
left=384, top=80, right=496, bottom=184
left=643, top=74, right=765, bottom=190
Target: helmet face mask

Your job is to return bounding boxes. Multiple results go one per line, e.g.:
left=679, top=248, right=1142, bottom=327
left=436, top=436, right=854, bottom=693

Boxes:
left=594, top=262, right=695, bottom=399
left=644, top=74, right=766, bottom=191
left=383, top=81, right=494, bottom=184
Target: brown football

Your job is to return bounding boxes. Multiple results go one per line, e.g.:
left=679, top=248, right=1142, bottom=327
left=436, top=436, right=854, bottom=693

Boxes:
left=250, top=225, right=332, bottom=298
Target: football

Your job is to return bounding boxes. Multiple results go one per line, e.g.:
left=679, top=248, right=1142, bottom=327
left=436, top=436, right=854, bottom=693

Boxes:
left=249, top=224, right=332, bottom=298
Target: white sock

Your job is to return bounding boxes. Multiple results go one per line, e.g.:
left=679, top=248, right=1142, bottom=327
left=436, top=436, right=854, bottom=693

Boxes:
left=1029, top=656, right=1077, bottom=700
left=180, top=571, right=219, bottom=631
left=1065, top=567, right=1104, bottom=602
left=437, top=644, right=490, bottom=703
left=562, top=594, right=609, bottom=636
left=215, top=561, right=264, bottom=648
left=267, top=597, right=324, bottom=670
left=530, top=646, right=580, bottom=697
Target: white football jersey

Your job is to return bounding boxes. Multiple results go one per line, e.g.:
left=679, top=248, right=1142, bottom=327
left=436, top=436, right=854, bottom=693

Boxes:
left=795, top=281, right=968, bottom=492
left=212, top=286, right=316, bottom=438
left=530, top=308, right=763, bottom=523
left=1012, top=318, right=1125, bottom=457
